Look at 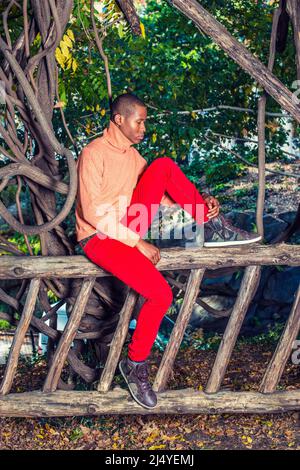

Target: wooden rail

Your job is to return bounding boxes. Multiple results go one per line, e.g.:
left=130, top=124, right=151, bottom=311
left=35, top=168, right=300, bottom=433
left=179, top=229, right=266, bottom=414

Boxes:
left=0, top=243, right=299, bottom=280
left=0, top=243, right=299, bottom=416
left=0, top=389, right=299, bottom=417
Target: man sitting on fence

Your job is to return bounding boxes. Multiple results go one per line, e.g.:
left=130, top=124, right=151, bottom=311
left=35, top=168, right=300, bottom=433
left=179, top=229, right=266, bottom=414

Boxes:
left=75, top=93, right=261, bottom=409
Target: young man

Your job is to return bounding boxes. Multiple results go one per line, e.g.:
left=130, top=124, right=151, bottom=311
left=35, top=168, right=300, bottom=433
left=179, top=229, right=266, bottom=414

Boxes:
left=75, top=93, right=261, bottom=409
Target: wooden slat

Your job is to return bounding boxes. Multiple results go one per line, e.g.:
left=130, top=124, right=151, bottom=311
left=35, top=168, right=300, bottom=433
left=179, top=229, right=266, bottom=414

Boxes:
left=259, top=284, right=300, bottom=393
left=43, top=277, right=96, bottom=392
left=97, top=289, right=138, bottom=392
left=0, top=278, right=41, bottom=395
left=0, top=244, right=299, bottom=279
left=205, top=265, right=261, bottom=393
left=153, top=269, right=205, bottom=392
left=0, top=389, right=299, bottom=417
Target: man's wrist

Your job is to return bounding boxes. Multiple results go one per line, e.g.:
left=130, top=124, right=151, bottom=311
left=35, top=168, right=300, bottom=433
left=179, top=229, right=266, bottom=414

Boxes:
left=133, top=236, right=142, bottom=247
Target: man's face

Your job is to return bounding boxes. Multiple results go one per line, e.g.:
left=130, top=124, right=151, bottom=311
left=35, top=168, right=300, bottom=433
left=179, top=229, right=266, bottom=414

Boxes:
left=114, top=105, right=147, bottom=145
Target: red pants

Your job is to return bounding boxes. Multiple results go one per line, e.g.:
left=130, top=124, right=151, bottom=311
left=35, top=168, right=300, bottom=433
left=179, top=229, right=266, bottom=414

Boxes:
left=82, top=157, right=209, bottom=361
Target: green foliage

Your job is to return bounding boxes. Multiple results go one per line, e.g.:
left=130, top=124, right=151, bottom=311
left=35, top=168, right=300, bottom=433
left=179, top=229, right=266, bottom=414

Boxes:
left=189, top=331, right=223, bottom=351
left=0, top=319, right=11, bottom=330
left=238, top=322, right=286, bottom=346
left=53, top=0, right=297, bottom=167
left=69, top=427, right=84, bottom=441
left=47, top=290, right=59, bottom=303
left=203, top=150, right=247, bottom=185
left=2, top=0, right=298, bottom=246
left=7, top=233, right=41, bottom=255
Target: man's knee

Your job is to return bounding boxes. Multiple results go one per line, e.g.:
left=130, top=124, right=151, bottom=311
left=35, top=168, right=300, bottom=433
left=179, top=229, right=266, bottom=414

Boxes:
left=151, top=156, right=175, bottom=169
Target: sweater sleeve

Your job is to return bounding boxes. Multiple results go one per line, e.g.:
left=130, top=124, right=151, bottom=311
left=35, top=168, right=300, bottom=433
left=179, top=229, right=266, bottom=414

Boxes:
left=77, top=147, right=141, bottom=248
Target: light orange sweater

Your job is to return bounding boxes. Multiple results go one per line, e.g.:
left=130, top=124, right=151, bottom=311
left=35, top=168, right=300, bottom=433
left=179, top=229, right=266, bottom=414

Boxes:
left=75, top=120, right=150, bottom=247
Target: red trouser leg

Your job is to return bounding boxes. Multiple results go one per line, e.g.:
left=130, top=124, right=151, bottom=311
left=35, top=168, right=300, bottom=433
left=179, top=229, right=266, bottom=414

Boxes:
left=119, top=156, right=210, bottom=235
left=83, top=157, right=209, bottom=361
left=83, top=236, right=173, bottom=361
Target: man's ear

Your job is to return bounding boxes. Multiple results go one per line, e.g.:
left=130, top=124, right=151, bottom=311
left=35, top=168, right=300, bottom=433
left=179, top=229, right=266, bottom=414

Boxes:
left=113, top=113, right=122, bottom=127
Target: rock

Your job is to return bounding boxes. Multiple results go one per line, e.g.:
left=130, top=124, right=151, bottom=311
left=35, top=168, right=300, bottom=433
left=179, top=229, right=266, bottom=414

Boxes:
left=225, top=210, right=288, bottom=242
left=224, top=210, right=256, bottom=232
left=244, top=302, right=258, bottom=322
left=262, top=215, right=288, bottom=243
left=258, top=306, right=276, bottom=320
left=226, top=269, right=243, bottom=291
left=252, top=266, right=273, bottom=302
left=189, top=295, right=236, bottom=328
left=263, top=267, right=300, bottom=304
left=277, top=211, right=297, bottom=225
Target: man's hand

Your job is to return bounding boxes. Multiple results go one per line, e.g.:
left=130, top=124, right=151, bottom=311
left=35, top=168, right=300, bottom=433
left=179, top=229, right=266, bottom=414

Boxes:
left=203, top=193, right=220, bottom=219
left=136, top=239, right=161, bottom=265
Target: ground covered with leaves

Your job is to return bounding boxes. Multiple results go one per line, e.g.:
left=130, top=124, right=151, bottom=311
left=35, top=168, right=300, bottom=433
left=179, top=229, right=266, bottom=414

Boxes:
left=0, top=338, right=299, bottom=450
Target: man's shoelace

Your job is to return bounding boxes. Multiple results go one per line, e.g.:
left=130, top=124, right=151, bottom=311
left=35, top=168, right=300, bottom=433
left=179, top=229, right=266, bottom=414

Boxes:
left=208, top=216, right=232, bottom=240
left=135, top=364, right=152, bottom=390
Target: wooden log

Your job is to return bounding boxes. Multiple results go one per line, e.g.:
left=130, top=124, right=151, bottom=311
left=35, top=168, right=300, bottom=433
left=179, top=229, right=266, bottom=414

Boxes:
left=259, top=284, right=300, bottom=393
left=1, top=162, right=68, bottom=195
left=0, top=278, right=41, bottom=395
left=0, top=308, right=102, bottom=385
left=0, top=244, right=298, bottom=279
left=0, top=388, right=299, bottom=417
left=153, top=269, right=205, bottom=392
left=116, top=0, right=142, bottom=36
left=43, top=277, right=96, bottom=392
left=205, top=266, right=261, bottom=393
left=97, top=290, right=138, bottom=392
left=170, top=0, right=300, bottom=123
left=66, top=349, right=98, bottom=384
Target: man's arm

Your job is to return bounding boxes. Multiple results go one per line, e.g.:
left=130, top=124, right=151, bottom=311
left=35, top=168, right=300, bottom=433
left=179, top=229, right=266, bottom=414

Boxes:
left=78, top=148, right=141, bottom=248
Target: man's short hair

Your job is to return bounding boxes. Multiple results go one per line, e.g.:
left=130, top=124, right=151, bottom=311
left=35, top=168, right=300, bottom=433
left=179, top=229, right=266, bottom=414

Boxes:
left=110, top=93, right=146, bottom=121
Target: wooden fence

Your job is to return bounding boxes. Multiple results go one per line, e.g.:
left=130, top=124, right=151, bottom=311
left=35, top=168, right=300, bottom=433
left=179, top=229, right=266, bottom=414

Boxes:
left=0, top=242, right=299, bottom=416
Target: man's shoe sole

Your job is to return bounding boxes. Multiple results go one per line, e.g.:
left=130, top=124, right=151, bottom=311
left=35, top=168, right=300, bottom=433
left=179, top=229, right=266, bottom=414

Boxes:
left=204, top=235, right=262, bottom=247
left=118, top=360, right=157, bottom=410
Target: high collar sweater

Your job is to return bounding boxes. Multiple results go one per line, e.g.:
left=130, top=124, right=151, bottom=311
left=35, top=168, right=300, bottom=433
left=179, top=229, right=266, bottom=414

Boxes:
left=75, top=119, right=148, bottom=247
